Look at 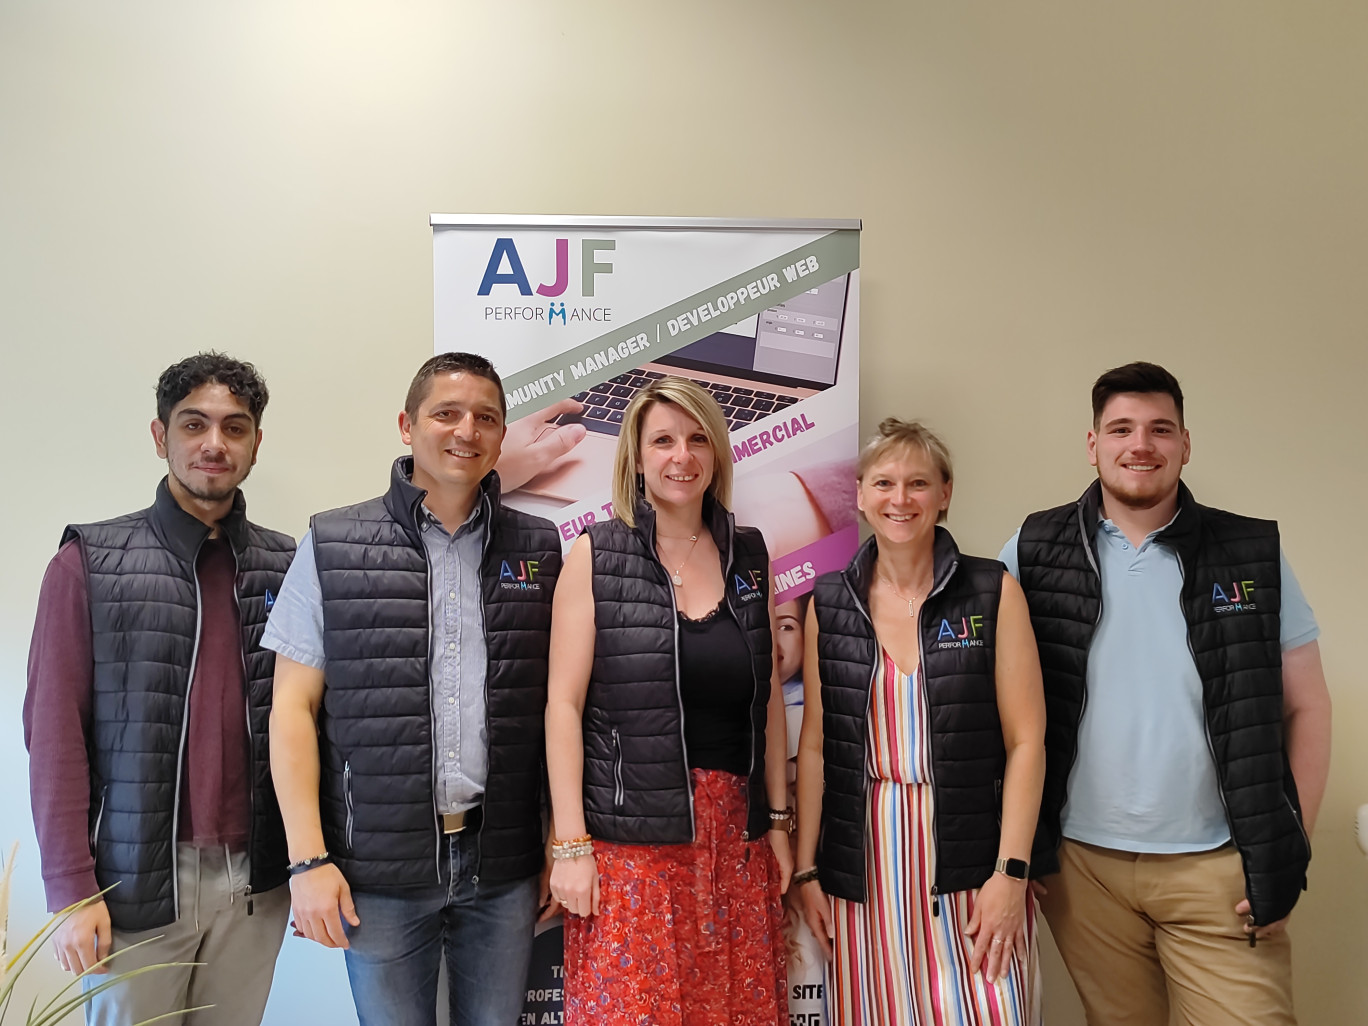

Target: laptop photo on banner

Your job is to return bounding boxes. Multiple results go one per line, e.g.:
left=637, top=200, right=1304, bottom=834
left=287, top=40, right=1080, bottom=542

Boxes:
left=510, top=272, right=849, bottom=504
left=555, top=272, right=848, bottom=437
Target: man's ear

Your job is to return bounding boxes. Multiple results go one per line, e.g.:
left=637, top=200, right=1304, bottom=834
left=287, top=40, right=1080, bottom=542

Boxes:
left=151, top=418, right=169, bottom=459
left=398, top=410, right=413, bottom=446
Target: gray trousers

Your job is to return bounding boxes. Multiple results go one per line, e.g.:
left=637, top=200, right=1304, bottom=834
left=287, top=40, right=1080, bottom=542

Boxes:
left=84, top=844, right=290, bottom=1026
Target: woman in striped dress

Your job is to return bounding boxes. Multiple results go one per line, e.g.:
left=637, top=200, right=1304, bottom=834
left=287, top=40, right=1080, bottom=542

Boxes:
left=794, top=419, right=1046, bottom=1025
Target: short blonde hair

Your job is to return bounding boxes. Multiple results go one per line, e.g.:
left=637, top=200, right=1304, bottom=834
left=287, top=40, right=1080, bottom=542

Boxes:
left=612, top=377, right=733, bottom=527
left=857, top=418, right=954, bottom=523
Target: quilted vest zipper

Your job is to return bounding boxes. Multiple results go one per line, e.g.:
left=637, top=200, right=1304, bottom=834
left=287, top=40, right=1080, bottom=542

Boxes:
left=611, top=728, right=625, bottom=807
left=344, top=760, right=355, bottom=850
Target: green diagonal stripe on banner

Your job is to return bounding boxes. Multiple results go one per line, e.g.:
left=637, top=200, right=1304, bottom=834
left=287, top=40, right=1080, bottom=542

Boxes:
left=500, top=229, right=859, bottom=420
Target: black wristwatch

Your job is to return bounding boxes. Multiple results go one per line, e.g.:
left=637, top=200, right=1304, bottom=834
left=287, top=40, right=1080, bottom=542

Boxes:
left=994, top=857, right=1030, bottom=880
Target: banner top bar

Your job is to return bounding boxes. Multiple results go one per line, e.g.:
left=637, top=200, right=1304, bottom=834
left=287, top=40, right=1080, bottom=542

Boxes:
left=429, top=214, right=861, bottom=231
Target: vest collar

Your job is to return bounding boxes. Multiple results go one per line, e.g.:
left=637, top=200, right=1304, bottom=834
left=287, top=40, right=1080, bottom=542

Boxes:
left=1074, top=478, right=1202, bottom=570
left=149, top=476, right=250, bottom=563
left=844, top=525, right=962, bottom=611
left=382, top=456, right=501, bottom=548
left=631, top=492, right=736, bottom=573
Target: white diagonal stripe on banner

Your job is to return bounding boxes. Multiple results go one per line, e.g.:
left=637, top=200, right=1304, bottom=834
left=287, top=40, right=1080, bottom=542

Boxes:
left=499, top=230, right=859, bottom=419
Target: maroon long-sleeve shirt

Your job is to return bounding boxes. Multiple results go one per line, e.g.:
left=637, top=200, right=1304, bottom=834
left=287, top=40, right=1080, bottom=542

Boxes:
left=24, top=538, right=251, bottom=912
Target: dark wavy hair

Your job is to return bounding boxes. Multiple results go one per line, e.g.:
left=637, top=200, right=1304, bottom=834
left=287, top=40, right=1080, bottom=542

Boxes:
left=155, top=352, right=270, bottom=426
left=405, top=352, right=505, bottom=420
left=1091, top=361, right=1184, bottom=426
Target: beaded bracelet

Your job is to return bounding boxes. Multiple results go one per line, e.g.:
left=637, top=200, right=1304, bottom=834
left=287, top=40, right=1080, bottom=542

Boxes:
left=551, top=835, right=594, bottom=861
left=287, top=852, right=332, bottom=875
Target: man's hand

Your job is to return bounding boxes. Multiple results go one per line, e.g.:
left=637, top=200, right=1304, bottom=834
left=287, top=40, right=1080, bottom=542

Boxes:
left=289, top=864, right=360, bottom=949
left=495, top=400, right=587, bottom=492
left=537, top=856, right=563, bottom=923
left=52, top=900, right=111, bottom=975
left=1234, top=897, right=1290, bottom=941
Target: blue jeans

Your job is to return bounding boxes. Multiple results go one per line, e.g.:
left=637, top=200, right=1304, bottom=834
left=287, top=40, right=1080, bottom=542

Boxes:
left=344, top=832, right=539, bottom=1026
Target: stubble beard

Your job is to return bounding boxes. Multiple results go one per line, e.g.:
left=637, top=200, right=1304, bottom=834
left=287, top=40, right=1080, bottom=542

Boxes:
left=1099, top=469, right=1176, bottom=512
left=171, top=462, right=251, bottom=504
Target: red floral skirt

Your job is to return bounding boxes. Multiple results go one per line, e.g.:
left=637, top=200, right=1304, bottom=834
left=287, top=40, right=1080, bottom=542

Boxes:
left=564, top=769, right=789, bottom=1025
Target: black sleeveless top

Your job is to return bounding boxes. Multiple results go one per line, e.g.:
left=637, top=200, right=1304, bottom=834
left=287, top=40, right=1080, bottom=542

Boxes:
left=678, top=602, right=753, bottom=775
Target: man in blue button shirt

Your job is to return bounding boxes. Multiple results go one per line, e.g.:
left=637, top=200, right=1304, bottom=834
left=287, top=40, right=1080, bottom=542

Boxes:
left=265, top=353, right=561, bottom=1026
left=1002, top=362, right=1330, bottom=1025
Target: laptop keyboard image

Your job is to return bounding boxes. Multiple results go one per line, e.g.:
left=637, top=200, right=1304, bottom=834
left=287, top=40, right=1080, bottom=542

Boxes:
left=557, top=369, right=801, bottom=436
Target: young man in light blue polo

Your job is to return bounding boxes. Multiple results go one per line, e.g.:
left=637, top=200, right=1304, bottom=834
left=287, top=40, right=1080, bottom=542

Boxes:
left=1002, top=362, right=1330, bottom=1025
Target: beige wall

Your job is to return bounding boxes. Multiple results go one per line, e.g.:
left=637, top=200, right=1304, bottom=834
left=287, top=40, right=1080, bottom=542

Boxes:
left=2, top=2, right=1364, bottom=1022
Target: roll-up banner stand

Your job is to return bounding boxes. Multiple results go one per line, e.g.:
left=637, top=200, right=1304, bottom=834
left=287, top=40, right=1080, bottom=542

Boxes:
left=432, top=215, right=857, bottom=1024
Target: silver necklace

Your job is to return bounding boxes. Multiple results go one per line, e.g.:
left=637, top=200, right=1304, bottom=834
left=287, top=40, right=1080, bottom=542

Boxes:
left=658, top=534, right=700, bottom=588
left=877, top=567, right=930, bottom=617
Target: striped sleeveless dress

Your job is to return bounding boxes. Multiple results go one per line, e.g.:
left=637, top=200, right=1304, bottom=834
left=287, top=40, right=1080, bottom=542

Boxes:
left=828, top=650, right=1041, bottom=1026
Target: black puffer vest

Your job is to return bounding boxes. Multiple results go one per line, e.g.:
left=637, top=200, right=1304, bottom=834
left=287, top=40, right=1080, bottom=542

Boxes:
left=1017, top=480, right=1306, bottom=925
left=65, top=479, right=294, bottom=932
left=582, top=496, right=773, bottom=843
left=813, top=529, right=1006, bottom=902
left=311, top=459, right=560, bottom=889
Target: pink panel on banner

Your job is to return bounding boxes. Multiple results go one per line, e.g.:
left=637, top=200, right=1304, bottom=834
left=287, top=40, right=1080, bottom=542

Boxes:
left=772, top=524, right=859, bottom=605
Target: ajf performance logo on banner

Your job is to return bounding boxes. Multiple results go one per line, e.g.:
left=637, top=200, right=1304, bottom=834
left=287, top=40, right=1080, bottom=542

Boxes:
left=477, top=236, right=617, bottom=327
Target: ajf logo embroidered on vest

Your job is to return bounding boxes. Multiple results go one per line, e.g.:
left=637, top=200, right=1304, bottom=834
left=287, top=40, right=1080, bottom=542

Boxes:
left=1212, top=579, right=1257, bottom=613
left=499, top=559, right=543, bottom=591
left=936, top=614, right=986, bottom=649
left=733, top=569, right=766, bottom=602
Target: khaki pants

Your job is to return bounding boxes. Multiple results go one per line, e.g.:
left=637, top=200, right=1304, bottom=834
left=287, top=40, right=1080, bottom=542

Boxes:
left=1040, top=839, right=1295, bottom=1026
left=84, top=845, right=290, bottom=1026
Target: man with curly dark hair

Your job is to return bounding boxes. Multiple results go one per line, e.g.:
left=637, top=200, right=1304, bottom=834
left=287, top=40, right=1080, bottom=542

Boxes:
left=25, top=352, right=296, bottom=1026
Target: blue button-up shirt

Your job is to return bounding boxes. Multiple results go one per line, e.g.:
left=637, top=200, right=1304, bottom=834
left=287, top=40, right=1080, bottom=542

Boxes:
left=262, top=503, right=489, bottom=814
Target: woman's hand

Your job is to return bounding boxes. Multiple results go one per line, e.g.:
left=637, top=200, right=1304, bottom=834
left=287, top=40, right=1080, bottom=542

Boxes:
left=549, top=853, right=600, bottom=918
left=798, top=879, right=835, bottom=962
left=768, top=828, right=794, bottom=893
left=965, top=873, right=1029, bottom=982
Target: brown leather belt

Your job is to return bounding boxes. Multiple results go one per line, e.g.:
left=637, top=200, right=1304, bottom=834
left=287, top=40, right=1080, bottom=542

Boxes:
left=441, top=807, right=482, bottom=834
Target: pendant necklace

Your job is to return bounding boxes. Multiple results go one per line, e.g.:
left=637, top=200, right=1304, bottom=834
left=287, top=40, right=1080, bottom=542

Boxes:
left=659, top=534, right=700, bottom=588
left=878, top=567, right=928, bottom=617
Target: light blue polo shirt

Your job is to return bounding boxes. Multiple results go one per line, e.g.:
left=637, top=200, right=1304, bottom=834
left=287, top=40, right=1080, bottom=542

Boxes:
left=1001, top=517, right=1319, bottom=853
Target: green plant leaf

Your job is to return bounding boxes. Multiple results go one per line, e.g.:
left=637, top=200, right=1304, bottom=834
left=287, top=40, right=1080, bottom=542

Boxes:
left=28, top=963, right=204, bottom=1026
left=30, top=938, right=191, bottom=1022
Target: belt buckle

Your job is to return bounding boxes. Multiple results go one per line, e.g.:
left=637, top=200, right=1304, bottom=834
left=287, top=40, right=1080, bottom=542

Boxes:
left=442, top=809, right=471, bottom=834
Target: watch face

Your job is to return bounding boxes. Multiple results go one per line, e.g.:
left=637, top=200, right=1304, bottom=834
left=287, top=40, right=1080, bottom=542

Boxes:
left=998, top=858, right=1029, bottom=879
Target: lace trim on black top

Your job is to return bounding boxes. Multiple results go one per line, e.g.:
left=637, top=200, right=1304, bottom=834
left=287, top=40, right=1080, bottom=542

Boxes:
left=677, top=599, right=725, bottom=625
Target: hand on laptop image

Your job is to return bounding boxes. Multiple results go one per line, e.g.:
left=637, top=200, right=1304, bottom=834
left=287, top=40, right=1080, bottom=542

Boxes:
left=496, top=398, right=588, bottom=492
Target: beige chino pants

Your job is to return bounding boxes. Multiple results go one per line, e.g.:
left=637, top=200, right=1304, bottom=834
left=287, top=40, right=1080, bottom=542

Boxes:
left=1040, top=839, right=1296, bottom=1026
left=83, top=845, right=290, bottom=1026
